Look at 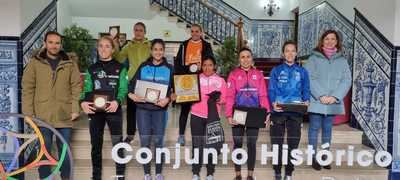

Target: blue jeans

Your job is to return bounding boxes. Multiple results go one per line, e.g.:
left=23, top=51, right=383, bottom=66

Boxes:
left=136, top=108, right=167, bottom=175
left=38, top=127, right=72, bottom=179
left=308, top=113, right=334, bottom=153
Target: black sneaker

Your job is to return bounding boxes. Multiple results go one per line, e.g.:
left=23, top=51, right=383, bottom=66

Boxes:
left=312, top=158, right=322, bottom=171
left=246, top=176, right=254, bottom=180
left=234, top=175, right=242, bottom=180
left=274, top=173, right=282, bottom=180
left=323, top=165, right=332, bottom=170
left=124, top=135, right=134, bottom=143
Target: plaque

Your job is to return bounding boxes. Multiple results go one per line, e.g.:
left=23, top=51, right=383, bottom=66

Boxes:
left=93, top=94, right=110, bottom=112
left=134, top=80, right=168, bottom=101
left=173, top=74, right=201, bottom=103
left=277, top=103, right=308, bottom=114
left=233, top=110, right=247, bottom=125
left=145, top=88, right=161, bottom=103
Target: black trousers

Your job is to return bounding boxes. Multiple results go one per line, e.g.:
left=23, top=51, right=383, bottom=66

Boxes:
left=179, top=103, right=192, bottom=135
left=89, top=110, right=125, bottom=180
left=126, top=97, right=137, bottom=136
left=190, top=114, right=216, bottom=176
left=232, top=125, right=259, bottom=171
left=270, top=114, right=302, bottom=176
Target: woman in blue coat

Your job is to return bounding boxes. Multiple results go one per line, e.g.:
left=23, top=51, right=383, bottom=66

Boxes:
left=303, top=30, right=351, bottom=171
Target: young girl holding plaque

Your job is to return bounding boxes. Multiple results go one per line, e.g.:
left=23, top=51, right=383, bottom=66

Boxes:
left=190, top=56, right=227, bottom=180
left=268, top=41, right=310, bottom=180
left=128, top=39, right=173, bottom=180
left=80, top=36, right=128, bottom=180
left=225, top=47, right=271, bottom=180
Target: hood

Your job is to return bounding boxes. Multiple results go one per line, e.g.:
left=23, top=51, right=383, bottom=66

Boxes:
left=33, top=48, right=70, bottom=62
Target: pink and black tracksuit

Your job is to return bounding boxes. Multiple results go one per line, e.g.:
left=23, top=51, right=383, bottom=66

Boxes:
left=225, top=67, right=271, bottom=172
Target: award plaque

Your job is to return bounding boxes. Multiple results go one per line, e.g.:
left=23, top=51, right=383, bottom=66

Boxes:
left=277, top=103, right=308, bottom=114
left=145, top=88, right=161, bottom=103
left=173, top=74, right=201, bottom=103
left=233, top=110, right=247, bottom=125
left=233, top=106, right=268, bottom=128
left=93, top=94, right=110, bottom=112
left=135, top=80, right=168, bottom=101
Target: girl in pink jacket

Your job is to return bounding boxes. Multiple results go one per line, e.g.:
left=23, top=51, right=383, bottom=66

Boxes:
left=226, top=47, right=271, bottom=180
left=190, top=56, right=227, bottom=180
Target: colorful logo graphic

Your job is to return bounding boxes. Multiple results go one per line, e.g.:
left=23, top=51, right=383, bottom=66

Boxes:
left=0, top=113, right=73, bottom=180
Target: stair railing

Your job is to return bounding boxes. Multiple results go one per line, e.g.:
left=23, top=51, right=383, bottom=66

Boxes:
left=150, top=0, right=244, bottom=48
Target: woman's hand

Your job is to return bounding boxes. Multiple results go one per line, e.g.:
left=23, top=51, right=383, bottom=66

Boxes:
left=319, top=96, right=330, bottom=104
left=272, top=102, right=283, bottom=112
left=265, top=113, right=271, bottom=126
left=155, top=98, right=170, bottom=107
left=170, top=93, right=177, bottom=101
left=128, top=93, right=145, bottom=103
left=81, top=102, right=95, bottom=114
left=106, top=101, right=119, bottom=113
left=228, top=117, right=238, bottom=126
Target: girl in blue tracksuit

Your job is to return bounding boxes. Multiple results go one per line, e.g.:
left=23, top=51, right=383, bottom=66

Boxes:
left=128, top=39, right=173, bottom=180
left=268, top=41, right=310, bottom=180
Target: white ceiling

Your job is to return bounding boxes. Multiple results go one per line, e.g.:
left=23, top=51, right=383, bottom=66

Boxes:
left=67, top=0, right=158, bottom=19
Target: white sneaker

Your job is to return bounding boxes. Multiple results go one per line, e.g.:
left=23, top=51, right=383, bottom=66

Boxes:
left=206, top=175, right=214, bottom=180
left=144, top=174, right=152, bottom=180
left=192, top=174, right=200, bottom=180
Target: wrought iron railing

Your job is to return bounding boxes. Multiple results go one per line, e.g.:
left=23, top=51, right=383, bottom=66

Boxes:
left=150, top=0, right=243, bottom=46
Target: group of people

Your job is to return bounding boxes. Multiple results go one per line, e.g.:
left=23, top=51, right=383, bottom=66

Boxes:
left=21, top=21, right=351, bottom=180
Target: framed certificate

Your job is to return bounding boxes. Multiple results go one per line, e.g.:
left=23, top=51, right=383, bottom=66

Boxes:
left=135, top=80, right=168, bottom=103
left=173, top=74, right=201, bottom=103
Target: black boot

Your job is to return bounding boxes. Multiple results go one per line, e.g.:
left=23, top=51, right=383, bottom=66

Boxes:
left=312, top=158, right=321, bottom=171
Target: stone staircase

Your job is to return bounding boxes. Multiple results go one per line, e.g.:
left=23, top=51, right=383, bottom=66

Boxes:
left=22, top=106, right=388, bottom=180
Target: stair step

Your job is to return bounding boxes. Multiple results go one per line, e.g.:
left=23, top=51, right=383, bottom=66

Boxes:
left=24, top=159, right=388, bottom=180
left=71, top=125, right=363, bottom=145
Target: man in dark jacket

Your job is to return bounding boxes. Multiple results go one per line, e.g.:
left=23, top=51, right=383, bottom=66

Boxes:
left=173, top=24, right=214, bottom=145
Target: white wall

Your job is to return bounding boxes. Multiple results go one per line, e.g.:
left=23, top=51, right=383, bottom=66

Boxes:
left=57, top=0, right=72, bottom=33
left=72, top=15, right=190, bottom=41
left=0, top=0, right=21, bottom=36
left=299, top=0, right=396, bottom=43
left=221, top=0, right=298, bottom=20
left=393, top=0, right=400, bottom=46
left=20, top=0, right=52, bottom=32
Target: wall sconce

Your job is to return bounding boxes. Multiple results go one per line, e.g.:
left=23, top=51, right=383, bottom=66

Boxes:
left=264, top=0, right=280, bottom=16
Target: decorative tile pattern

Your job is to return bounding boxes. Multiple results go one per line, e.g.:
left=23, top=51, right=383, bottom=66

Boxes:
left=392, top=48, right=400, bottom=172
left=204, top=0, right=295, bottom=58
left=251, top=20, right=294, bottom=58
left=0, top=40, right=19, bottom=168
left=351, top=10, right=394, bottom=151
left=298, top=2, right=354, bottom=64
left=21, top=0, right=57, bottom=67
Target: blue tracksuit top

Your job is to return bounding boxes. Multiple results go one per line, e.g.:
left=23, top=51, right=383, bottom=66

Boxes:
left=268, top=62, right=310, bottom=105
